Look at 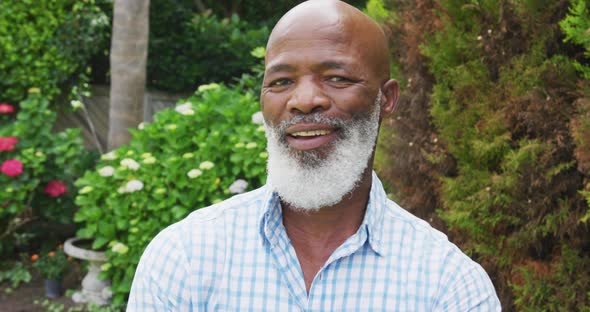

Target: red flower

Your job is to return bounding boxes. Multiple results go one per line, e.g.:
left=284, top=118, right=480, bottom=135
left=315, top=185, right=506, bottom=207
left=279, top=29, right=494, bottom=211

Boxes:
left=1, top=159, right=23, bottom=177
left=44, top=180, right=67, bottom=197
left=0, top=137, right=18, bottom=151
left=0, top=103, right=14, bottom=114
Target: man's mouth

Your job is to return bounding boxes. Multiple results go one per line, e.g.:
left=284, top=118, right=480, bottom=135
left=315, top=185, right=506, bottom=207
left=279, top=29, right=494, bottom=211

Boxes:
left=290, top=129, right=333, bottom=137
left=285, top=125, right=339, bottom=151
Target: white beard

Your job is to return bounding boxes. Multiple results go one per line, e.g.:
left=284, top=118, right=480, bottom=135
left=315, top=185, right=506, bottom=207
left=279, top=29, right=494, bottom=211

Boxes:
left=264, top=90, right=382, bottom=211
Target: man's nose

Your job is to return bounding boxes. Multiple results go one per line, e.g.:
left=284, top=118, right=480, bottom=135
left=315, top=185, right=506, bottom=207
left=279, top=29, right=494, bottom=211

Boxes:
left=286, top=79, right=330, bottom=114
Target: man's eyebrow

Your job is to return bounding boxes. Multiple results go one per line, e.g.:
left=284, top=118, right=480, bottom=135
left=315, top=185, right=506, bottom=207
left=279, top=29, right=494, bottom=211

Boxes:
left=266, top=63, right=295, bottom=75
left=266, top=61, right=352, bottom=75
left=317, top=61, right=349, bottom=70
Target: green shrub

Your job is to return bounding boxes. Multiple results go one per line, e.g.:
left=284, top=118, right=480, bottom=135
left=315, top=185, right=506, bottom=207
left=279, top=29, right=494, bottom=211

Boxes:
left=0, top=90, right=94, bottom=258
left=74, top=83, right=267, bottom=304
left=0, top=0, right=108, bottom=104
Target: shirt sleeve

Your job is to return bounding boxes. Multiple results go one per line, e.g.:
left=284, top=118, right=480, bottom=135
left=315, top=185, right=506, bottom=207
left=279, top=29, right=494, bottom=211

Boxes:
left=127, top=224, right=192, bottom=311
left=433, top=252, right=502, bottom=311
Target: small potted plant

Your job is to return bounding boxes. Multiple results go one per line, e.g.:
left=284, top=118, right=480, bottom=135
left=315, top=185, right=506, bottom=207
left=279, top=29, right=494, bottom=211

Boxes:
left=31, top=247, right=70, bottom=298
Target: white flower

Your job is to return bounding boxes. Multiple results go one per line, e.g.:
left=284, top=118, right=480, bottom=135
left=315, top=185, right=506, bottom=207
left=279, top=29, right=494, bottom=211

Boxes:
left=98, top=166, right=115, bottom=177
left=199, top=161, right=215, bottom=170
left=111, top=242, right=129, bottom=254
left=175, top=103, right=194, bottom=115
left=124, top=179, right=144, bottom=193
left=187, top=169, right=202, bottom=179
left=120, top=158, right=140, bottom=170
left=138, top=122, right=145, bottom=130
left=70, top=100, right=83, bottom=110
left=251, top=111, right=264, bottom=125
left=101, top=152, right=117, bottom=160
left=229, top=179, right=248, bottom=194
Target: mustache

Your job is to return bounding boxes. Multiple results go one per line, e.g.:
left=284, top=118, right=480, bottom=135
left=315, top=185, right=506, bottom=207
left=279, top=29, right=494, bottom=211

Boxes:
left=274, top=114, right=347, bottom=135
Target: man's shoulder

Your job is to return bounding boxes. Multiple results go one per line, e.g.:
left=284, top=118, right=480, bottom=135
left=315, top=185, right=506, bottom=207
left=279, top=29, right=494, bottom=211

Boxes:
left=380, top=199, right=480, bottom=269
left=381, top=199, right=449, bottom=243
left=379, top=199, right=500, bottom=309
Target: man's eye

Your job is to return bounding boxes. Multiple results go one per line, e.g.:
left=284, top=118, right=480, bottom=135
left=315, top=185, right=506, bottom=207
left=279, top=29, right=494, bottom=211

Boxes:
left=327, top=76, right=349, bottom=83
left=269, top=79, right=292, bottom=87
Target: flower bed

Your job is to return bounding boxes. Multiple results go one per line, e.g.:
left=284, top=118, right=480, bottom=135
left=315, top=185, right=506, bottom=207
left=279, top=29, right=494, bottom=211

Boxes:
left=74, top=83, right=267, bottom=304
left=0, top=89, right=94, bottom=257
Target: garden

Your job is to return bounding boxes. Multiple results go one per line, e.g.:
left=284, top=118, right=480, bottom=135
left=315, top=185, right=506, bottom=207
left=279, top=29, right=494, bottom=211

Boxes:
left=0, top=0, right=588, bottom=311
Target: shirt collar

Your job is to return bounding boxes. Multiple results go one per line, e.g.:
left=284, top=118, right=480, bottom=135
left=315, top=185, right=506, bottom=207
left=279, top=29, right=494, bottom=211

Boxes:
left=258, top=171, right=387, bottom=255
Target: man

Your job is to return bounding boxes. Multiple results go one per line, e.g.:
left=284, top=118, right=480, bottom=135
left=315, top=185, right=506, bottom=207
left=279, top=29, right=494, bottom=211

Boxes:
left=128, top=0, right=501, bottom=310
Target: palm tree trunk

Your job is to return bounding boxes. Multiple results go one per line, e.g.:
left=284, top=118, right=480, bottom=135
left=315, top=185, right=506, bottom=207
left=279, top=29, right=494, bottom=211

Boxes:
left=108, top=0, right=150, bottom=150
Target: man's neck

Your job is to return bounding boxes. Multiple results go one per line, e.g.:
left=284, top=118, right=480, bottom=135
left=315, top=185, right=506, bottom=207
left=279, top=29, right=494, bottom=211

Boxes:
left=281, top=170, right=373, bottom=293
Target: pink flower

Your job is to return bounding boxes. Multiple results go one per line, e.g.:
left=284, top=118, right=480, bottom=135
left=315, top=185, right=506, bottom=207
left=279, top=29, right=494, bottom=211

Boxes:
left=0, top=137, right=18, bottom=151
left=1, top=159, right=23, bottom=177
left=0, top=103, right=14, bottom=114
left=44, top=180, right=67, bottom=197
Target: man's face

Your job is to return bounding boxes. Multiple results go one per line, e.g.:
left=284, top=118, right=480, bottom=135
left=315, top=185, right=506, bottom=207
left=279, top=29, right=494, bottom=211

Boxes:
left=261, top=24, right=383, bottom=160
left=260, top=24, right=385, bottom=210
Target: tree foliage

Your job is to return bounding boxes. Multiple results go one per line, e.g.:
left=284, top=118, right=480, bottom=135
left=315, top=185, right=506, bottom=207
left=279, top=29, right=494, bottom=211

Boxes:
left=377, top=0, right=590, bottom=309
left=0, top=0, right=108, bottom=104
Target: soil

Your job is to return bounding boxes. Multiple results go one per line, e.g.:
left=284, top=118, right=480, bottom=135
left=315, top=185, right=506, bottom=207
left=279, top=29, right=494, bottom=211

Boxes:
left=0, top=262, right=85, bottom=312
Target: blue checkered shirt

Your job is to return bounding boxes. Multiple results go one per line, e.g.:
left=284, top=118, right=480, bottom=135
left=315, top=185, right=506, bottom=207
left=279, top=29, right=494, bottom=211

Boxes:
left=128, top=172, right=501, bottom=311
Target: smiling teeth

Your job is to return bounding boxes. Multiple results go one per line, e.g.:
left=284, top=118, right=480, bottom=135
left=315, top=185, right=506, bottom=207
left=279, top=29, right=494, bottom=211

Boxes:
left=292, top=130, right=332, bottom=137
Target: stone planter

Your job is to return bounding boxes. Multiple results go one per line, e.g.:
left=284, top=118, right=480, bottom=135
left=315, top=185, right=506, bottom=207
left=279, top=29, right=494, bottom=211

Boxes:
left=44, top=279, right=62, bottom=299
left=64, top=237, right=111, bottom=305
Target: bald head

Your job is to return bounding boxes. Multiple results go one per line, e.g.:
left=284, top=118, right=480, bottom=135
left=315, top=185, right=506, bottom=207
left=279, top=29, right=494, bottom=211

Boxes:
left=266, top=0, right=391, bottom=81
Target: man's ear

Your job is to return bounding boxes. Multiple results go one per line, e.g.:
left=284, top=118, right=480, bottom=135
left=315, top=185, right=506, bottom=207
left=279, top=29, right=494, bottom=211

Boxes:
left=380, top=79, right=399, bottom=117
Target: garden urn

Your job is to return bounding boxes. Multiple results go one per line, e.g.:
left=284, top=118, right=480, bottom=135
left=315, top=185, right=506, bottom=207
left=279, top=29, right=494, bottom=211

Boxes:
left=64, top=237, right=111, bottom=305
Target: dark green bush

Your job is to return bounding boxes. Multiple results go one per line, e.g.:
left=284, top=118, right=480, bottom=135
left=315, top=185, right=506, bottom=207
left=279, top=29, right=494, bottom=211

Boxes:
left=198, top=0, right=367, bottom=23
left=147, top=8, right=269, bottom=92
left=91, top=0, right=367, bottom=92
left=0, top=0, right=108, bottom=104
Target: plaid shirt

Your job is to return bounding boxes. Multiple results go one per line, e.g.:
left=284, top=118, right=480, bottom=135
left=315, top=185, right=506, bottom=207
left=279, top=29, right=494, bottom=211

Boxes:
left=128, top=172, right=501, bottom=311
